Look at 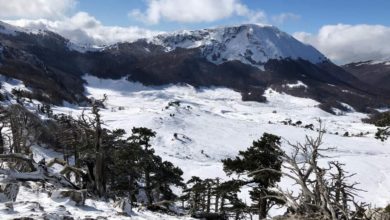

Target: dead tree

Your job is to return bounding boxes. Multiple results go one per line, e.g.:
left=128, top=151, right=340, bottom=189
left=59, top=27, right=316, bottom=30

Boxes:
left=252, top=123, right=366, bottom=220
left=7, top=105, right=44, bottom=154
left=74, top=95, right=108, bottom=198
left=0, top=153, right=76, bottom=188
left=0, top=107, right=8, bottom=154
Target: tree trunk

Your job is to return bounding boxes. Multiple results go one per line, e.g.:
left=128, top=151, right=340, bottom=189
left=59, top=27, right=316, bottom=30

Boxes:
left=94, top=152, right=104, bottom=197
left=206, top=184, right=211, bottom=213
left=220, top=195, right=225, bottom=213
left=93, top=106, right=105, bottom=198
left=0, top=130, right=4, bottom=154
left=235, top=211, right=240, bottom=220
left=192, top=192, right=198, bottom=215
left=215, top=178, right=220, bottom=213
left=258, top=196, right=267, bottom=220
left=10, top=120, right=20, bottom=153
left=145, top=170, right=153, bottom=206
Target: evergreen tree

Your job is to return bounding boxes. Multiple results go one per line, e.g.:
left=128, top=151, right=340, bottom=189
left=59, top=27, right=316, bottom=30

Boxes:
left=154, top=159, right=184, bottom=202
left=110, top=129, right=143, bottom=205
left=214, top=180, right=244, bottom=215
left=376, top=127, right=389, bottom=141
left=185, top=176, right=205, bottom=215
left=222, top=133, right=284, bottom=220
left=127, top=127, right=184, bottom=207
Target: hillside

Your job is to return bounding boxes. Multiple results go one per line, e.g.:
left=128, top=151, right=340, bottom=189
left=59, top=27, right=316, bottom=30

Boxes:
left=1, top=21, right=389, bottom=113
left=343, top=60, right=390, bottom=91
left=1, top=75, right=389, bottom=219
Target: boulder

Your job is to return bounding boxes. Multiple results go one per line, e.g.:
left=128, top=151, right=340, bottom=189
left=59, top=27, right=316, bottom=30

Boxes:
left=0, top=182, right=20, bottom=202
left=113, top=198, right=132, bottom=216
left=51, top=189, right=86, bottom=206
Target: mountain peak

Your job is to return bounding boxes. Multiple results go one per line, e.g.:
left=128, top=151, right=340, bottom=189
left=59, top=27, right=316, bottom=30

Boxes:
left=151, top=24, right=327, bottom=68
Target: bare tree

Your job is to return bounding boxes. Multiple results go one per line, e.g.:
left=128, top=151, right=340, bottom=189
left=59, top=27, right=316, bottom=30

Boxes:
left=252, top=123, right=366, bottom=219
left=8, top=105, right=44, bottom=154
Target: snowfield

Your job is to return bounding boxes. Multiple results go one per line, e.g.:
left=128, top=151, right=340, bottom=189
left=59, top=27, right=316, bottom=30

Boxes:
left=55, top=76, right=389, bottom=205
left=1, top=75, right=389, bottom=219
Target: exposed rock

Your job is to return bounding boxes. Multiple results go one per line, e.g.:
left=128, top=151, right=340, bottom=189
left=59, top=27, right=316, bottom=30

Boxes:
left=0, top=182, right=20, bottom=202
left=273, top=214, right=326, bottom=220
left=365, top=208, right=390, bottom=220
left=113, top=198, right=132, bottom=216
left=51, top=189, right=87, bottom=206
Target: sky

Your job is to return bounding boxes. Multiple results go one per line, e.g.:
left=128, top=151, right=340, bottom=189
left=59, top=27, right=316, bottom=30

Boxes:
left=1, top=0, right=390, bottom=64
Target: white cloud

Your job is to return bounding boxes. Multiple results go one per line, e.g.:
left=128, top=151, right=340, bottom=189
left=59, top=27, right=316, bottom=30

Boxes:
left=294, top=24, right=390, bottom=64
left=6, top=12, right=160, bottom=45
left=129, top=0, right=250, bottom=24
left=272, top=13, right=300, bottom=25
left=0, top=0, right=76, bottom=19
left=245, top=10, right=268, bottom=24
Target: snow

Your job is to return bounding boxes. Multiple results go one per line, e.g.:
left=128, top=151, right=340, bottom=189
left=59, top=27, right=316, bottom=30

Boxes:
left=51, top=75, right=390, bottom=209
left=2, top=74, right=390, bottom=219
left=0, top=184, right=193, bottom=220
left=356, top=60, right=390, bottom=66
left=0, top=21, right=22, bottom=36
left=0, top=75, right=44, bottom=111
left=283, top=81, right=308, bottom=89
left=67, top=41, right=106, bottom=53
left=0, top=75, right=31, bottom=93
left=152, top=24, right=327, bottom=69
left=0, top=21, right=44, bottom=36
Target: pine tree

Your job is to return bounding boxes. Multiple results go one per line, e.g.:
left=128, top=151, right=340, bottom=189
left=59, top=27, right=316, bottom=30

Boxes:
left=376, top=127, right=389, bottom=141
left=127, top=127, right=156, bottom=206
left=214, top=180, right=244, bottom=215
left=222, top=133, right=284, bottom=220
left=110, top=129, right=143, bottom=205
left=127, top=127, right=184, bottom=207
left=185, top=176, right=205, bottom=215
left=153, top=159, right=184, bottom=202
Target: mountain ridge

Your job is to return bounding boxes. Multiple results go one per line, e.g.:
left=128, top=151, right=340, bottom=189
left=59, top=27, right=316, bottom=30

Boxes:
left=0, top=21, right=389, bottom=113
left=149, top=24, right=327, bottom=68
left=343, top=60, right=390, bottom=91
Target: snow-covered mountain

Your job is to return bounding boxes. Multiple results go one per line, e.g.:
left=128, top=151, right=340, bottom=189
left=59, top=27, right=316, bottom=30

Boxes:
left=0, top=20, right=389, bottom=112
left=152, top=24, right=327, bottom=68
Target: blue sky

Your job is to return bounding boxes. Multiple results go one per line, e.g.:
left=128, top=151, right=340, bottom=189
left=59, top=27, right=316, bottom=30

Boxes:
left=76, top=0, right=390, bottom=34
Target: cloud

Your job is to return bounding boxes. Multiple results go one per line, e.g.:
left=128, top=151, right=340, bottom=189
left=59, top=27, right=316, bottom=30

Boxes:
left=294, top=24, right=390, bottom=64
left=6, top=12, right=161, bottom=45
left=272, top=13, right=300, bottom=25
left=129, top=0, right=250, bottom=24
left=244, top=10, right=268, bottom=24
left=0, top=0, right=76, bottom=19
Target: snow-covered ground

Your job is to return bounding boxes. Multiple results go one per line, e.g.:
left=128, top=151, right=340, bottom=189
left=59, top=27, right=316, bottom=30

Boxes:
left=53, top=75, right=390, bottom=207
left=1, top=185, right=193, bottom=219
left=2, top=74, right=389, bottom=219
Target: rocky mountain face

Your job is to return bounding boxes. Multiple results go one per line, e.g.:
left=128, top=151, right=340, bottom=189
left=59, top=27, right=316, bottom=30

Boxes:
left=0, top=21, right=389, bottom=112
left=151, top=24, right=327, bottom=67
left=343, top=60, right=390, bottom=91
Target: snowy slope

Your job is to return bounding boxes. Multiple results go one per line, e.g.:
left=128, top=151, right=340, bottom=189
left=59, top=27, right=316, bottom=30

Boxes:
left=0, top=21, right=23, bottom=35
left=356, top=60, right=390, bottom=66
left=52, top=75, right=390, bottom=210
left=0, top=21, right=47, bottom=36
left=152, top=24, right=327, bottom=68
left=1, top=75, right=389, bottom=219
left=0, top=76, right=390, bottom=220
left=0, top=76, right=390, bottom=219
